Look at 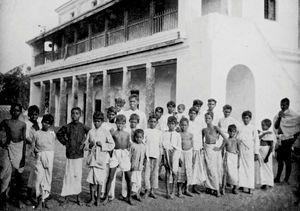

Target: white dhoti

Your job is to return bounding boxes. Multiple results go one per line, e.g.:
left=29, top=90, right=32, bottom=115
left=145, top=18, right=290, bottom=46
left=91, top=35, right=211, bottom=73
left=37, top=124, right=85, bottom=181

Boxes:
left=178, top=149, right=193, bottom=185
left=258, top=146, right=274, bottom=187
left=87, top=167, right=107, bottom=185
left=131, top=170, right=142, bottom=193
left=203, top=144, right=220, bottom=191
left=192, top=150, right=206, bottom=185
left=224, top=151, right=238, bottom=186
left=61, top=158, right=83, bottom=196
left=34, top=151, right=54, bottom=200
left=0, top=148, right=12, bottom=194
left=238, top=145, right=255, bottom=189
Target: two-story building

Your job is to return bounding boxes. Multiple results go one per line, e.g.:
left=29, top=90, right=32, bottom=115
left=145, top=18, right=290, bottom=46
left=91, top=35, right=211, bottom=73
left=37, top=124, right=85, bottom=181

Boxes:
left=27, top=0, right=300, bottom=127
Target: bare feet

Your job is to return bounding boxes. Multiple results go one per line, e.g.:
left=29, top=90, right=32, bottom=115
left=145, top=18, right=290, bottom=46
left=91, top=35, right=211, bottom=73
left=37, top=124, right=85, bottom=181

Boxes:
left=86, top=199, right=95, bottom=207
left=149, top=191, right=157, bottom=199
left=184, top=191, right=193, bottom=197
left=192, top=186, right=201, bottom=194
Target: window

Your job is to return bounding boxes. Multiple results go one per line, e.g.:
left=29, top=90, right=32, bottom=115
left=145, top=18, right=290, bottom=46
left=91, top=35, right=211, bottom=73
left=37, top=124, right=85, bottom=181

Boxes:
left=264, top=0, right=276, bottom=20
left=95, top=99, right=101, bottom=112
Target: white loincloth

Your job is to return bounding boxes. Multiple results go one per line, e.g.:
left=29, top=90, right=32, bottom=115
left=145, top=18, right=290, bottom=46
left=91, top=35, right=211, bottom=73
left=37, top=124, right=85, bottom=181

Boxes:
left=87, top=167, right=107, bottom=185
left=203, top=143, right=220, bottom=191
left=131, top=170, right=142, bottom=193
left=224, top=151, right=238, bottom=186
left=8, top=141, right=24, bottom=172
left=192, top=149, right=206, bottom=185
left=109, top=149, right=131, bottom=172
left=258, top=146, right=274, bottom=187
left=238, top=144, right=255, bottom=189
left=178, top=149, right=193, bottom=185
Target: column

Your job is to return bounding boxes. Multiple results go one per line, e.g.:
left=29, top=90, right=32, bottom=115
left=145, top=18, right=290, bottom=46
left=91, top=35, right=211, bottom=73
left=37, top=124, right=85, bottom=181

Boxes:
left=49, top=79, right=56, bottom=118
left=145, top=63, right=155, bottom=117
left=71, top=75, right=79, bottom=108
left=86, top=73, right=94, bottom=128
left=59, top=78, right=67, bottom=126
left=102, top=70, right=110, bottom=111
left=122, top=66, right=131, bottom=100
left=40, top=82, right=46, bottom=115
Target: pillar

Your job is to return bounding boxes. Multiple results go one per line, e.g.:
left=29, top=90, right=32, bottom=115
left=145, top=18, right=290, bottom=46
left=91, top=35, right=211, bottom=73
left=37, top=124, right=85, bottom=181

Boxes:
left=102, top=70, right=110, bottom=111
left=40, top=82, right=46, bottom=115
left=71, top=75, right=79, bottom=108
left=122, top=66, right=131, bottom=101
left=86, top=73, right=94, bottom=128
left=49, top=79, right=56, bottom=118
left=145, top=63, right=155, bottom=117
left=59, top=78, right=67, bottom=126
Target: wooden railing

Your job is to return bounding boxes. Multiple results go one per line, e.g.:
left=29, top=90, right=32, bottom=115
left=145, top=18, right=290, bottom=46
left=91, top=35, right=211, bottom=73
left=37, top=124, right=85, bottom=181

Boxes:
left=34, top=8, right=178, bottom=66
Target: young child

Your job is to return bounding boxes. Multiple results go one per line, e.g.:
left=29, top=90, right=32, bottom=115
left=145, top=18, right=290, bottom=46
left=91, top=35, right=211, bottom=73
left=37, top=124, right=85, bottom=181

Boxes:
left=102, top=114, right=132, bottom=205
left=155, top=107, right=164, bottom=130
left=258, top=119, right=275, bottom=189
left=176, top=104, right=187, bottom=122
left=160, top=101, right=176, bottom=131
left=162, top=116, right=182, bottom=199
left=0, top=104, right=26, bottom=209
left=31, top=114, right=56, bottom=209
left=216, top=124, right=240, bottom=194
left=144, top=114, right=162, bottom=199
left=237, top=111, right=259, bottom=194
left=177, top=118, right=193, bottom=197
left=130, top=129, right=146, bottom=201
left=102, top=106, right=117, bottom=134
left=127, top=113, right=140, bottom=141
left=57, top=107, right=90, bottom=205
left=84, top=111, right=115, bottom=207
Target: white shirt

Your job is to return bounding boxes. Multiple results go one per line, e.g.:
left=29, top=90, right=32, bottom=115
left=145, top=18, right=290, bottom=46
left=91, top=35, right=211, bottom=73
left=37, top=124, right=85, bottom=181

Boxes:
left=162, top=131, right=182, bottom=151
left=160, top=113, right=174, bottom=132
left=188, top=119, right=204, bottom=150
left=124, top=109, right=147, bottom=130
left=238, top=123, right=259, bottom=154
left=144, top=128, right=162, bottom=159
left=218, top=116, right=241, bottom=136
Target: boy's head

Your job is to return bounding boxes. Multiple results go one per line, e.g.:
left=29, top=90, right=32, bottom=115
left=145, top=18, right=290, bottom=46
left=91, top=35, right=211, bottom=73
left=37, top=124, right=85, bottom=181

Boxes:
left=71, top=107, right=81, bottom=122
left=242, top=110, right=252, bottom=125
left=280, top=98, right=290, bottom=112
left=133, top=129, right=144, bottom=144
left=41, top=114, right=54, bottom=131
left=223, top=104, right=232, bottom=118
left=115, top=98, right=126, bottom=112
left=261, top=119, right=272, bottom=131
left=179, top=117, right=189, bottom=132
left=188, top=106, right=198, bottom=121
left=167, top=116, right=177, bottom=131
left=115, top=114, right=126, bottom=130
left=107, top=106, right=117, bottom=122
left=177, top=104, right=185, bottom=114
left=148, top=114, right=158, bottom=129
left=10, top=103, right=22, bottom=119
left=207, top=98, right=217, bottom=111
left=128, top=94, right=139, bottom=110
left=166, top=101, right=176, bottom=114
left=93, top=111, right=104, bottom=129
left=205, top=111, right=214, bottom=124
left=28, top=105, right=40, bottom=121
left=192, top=99, right=203, bottom=112
left=155, top=107, right=163, bottom=119
left=129, top=113, right=140, bottom=129
left=228, top=124, right=237, bottom=138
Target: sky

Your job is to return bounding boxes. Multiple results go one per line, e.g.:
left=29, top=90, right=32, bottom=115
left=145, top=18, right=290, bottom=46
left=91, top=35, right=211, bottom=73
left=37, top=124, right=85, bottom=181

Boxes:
left=0, top=0, right=69, bottom=73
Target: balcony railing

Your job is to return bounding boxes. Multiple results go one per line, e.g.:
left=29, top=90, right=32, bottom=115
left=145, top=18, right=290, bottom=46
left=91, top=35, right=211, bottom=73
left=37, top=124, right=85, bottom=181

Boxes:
left=34, top=8, right=178, bottom=66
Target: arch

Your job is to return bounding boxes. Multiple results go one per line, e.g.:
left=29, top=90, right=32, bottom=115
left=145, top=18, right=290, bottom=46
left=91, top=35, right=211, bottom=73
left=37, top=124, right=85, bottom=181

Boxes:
left=226, top=64, right=255, bottom=121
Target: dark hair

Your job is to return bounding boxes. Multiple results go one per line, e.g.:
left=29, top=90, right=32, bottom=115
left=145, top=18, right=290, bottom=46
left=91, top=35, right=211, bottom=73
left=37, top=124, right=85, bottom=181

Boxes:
left=148, top=114, right=158, bottom=121
left=28, top=105, right=40, bottom=116
left=208, top=98, right=217, bottom=104
left=42, top=114, right=54, bottom=125
left=177, top=104, right=185, bottom=110
left=281, top=98, right=290, bottom=105
left=155, top=107, right=164, bottom=113
left=242, top=110, right=252, bottom=118
left=115, top=97, right=126, bottom=105
left=261, top=119, right=272, bottom=128
left=116, top=114, right=126, bottom=123
left=193, top=99, right=203, bottom=107
left=167, top=101, right=176, bottom=108
left=205, top=111, right=214, bottom=119
left=133, top=129, right=144, bottom=142
left=180, top=117, right=189, bottom=125
left=223, top=104, right=232, bottom=111
left=107, top=106, right=117, bottom=114
left=129, top=94, right=139, bottom=101
left=71, top=107, right=82, bottom=114
left=129, top=113, right=140, bottom=122
left=228, top=124, right=237, bottom=132
left=10, top=103, right=22, bottom=112
left=167, top=116, right=177, bottom=124
left=189, top=106, right=199, bottom=114
left=93, top=111, right=104, bottom=120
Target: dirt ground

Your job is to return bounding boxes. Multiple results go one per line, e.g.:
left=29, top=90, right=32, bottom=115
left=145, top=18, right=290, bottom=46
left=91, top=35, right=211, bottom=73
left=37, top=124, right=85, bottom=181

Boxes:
left=3, top=141, right=300, bottom=211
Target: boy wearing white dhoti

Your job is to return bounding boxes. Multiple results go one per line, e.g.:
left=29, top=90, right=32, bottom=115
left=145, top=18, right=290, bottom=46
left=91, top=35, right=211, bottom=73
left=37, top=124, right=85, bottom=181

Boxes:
left=31, top=114, right=55, bottom=209
left=143, top=115, right=162, bottom=199
left=188, top=106, right=206, bottom=194
left=162, top=116, right=182, bottom=199
left=85, top=111, right=115, bottom=207
left=237, top=111, right=259, bottom=194
left=57, top=107, right=90, bottom=205
left=257, top=119, right=275, bottom=189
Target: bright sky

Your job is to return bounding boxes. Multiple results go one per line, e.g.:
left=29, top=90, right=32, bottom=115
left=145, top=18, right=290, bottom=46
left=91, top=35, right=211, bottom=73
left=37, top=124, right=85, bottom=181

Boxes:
left=0, top=0, right=69, bottom=73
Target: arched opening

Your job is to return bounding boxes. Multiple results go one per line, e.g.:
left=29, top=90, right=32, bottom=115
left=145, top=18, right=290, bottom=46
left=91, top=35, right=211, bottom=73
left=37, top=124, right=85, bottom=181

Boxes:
left=226, top=65, right=255, bottom=122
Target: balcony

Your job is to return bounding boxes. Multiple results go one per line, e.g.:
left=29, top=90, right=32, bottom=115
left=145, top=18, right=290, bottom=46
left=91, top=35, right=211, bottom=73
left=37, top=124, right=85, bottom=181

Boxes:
left=34, top=8, right=178, bottom=67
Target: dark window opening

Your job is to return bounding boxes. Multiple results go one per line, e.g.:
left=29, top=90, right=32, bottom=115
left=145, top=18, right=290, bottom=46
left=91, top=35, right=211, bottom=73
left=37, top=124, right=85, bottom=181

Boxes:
left=264, top=0, right=276, bottom=20
left=95, top=99, right=102, bottom=112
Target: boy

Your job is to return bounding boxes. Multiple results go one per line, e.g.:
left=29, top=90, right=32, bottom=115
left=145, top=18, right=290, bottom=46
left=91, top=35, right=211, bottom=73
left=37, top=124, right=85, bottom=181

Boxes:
left=215, top=124, right=239, bottom=194
left=188, top=107, right=205, bottom=194
left=207, top=98, right=221, bottom=125
left=178, top=118, right=193, bottom=197
left=57, top=107, right=90, bottom=205
left=192, top=99, right=205, bottom=126
left=155, top=106, right=164, bottom=130
left=258, top=119, right=275, bottom=189
left=130, top=129, right=146, bottom=201
left=102, top=114, right=132, bottom=205
left=124, top=94, right=147, bottom=130
left=85, top=111, right=115, bottom=206
left=31, top=114, right=56, bottom=209
left=160, top=101, right=176, bottom=131
left=127, top=113, right=140, bottom=141
left=102, top=106, right=117, bottom=134
left=0, top=104, right=26, bottom=209
left=237, top=111, right=259, bottom=194
left=144, top=115, right=162, bottom=199
left=176, top=104, right=187, bottom=122
left=115, top=98, right=126, bottom=115
left=162, top=116, right=182, bottom=199
left=218, top=105, right=240, bottom=136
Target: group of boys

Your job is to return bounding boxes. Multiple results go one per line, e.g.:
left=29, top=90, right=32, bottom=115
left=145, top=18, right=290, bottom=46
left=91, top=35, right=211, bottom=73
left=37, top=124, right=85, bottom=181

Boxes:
left=0, top=95, right=299, bottom=210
